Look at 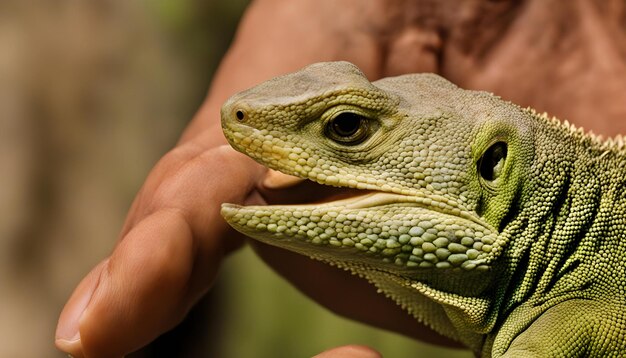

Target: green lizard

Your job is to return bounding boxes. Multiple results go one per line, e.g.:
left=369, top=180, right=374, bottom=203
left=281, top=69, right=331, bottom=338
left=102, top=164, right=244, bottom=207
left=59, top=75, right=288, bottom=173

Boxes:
left=220, top=61, right=626, bottom=357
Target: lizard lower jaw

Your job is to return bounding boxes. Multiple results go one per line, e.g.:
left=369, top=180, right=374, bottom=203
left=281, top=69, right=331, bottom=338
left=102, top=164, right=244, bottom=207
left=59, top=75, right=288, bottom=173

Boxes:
left=221, top=189, right=495, bottom=274
left=224, top=190, right=483, bottom=228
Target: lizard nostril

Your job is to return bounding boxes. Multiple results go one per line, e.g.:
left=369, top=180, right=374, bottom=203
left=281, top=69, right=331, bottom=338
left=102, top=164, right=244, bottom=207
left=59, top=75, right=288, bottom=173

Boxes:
left=235, top=110, right=245, bottom=121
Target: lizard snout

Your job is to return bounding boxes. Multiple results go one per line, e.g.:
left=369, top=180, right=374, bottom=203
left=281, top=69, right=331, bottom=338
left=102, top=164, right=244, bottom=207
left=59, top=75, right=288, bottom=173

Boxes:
left=221, top=94, right=252, bottom=126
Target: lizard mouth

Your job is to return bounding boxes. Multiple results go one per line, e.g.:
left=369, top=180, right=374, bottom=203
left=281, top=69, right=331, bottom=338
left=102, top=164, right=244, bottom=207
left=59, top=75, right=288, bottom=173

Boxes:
left=256, top=169, right=490, bottom=229
left=222, top=167, right=496, bottom=273
left=221, top=118, right=497, bottom=273
left=257, top=169, right=372, bottom=206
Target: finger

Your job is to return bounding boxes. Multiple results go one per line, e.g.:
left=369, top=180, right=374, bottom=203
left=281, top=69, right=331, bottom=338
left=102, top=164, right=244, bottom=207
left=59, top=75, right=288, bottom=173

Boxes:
left=55, top=260, right=108, bottom=357
left=55, top=146, right=265, bottom=357
left=313, top=345, right=382, bottom=358
left=56, top=210, right=198, bottom=357
left=82, top=209, right=198, bottom=357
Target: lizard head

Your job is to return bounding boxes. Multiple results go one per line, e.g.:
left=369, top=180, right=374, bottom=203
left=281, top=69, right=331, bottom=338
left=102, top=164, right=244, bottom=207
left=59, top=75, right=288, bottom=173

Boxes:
left=220, top=61, right=534, bottom=300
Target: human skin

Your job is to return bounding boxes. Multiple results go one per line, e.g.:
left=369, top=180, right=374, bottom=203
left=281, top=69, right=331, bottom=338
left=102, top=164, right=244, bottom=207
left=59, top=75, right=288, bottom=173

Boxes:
left=55, top=0, right=626, bottom=357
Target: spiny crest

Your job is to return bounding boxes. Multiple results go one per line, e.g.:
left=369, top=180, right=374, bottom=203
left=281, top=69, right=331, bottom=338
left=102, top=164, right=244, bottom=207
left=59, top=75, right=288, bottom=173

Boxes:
left=524, top=107, right=626, bottom=154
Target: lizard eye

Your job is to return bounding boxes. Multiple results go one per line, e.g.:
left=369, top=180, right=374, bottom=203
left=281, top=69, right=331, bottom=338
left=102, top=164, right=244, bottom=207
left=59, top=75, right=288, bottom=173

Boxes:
left=325, top=112, right=370, bottom=145
left=478, top=142, right=507, bottom=182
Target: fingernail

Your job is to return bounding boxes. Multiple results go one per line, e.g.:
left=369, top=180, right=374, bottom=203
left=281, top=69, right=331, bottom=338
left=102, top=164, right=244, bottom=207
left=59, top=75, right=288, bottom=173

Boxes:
left=55, top=283, right=94, bottom=358
left=56, top=284, right=92, bottom=342
left=56, top=262, right=104, bottom=343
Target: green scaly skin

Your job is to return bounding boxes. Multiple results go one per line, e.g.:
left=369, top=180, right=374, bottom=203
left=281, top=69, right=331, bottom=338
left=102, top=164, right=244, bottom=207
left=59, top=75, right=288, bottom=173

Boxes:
left=219, top=62, right=626, bottom=357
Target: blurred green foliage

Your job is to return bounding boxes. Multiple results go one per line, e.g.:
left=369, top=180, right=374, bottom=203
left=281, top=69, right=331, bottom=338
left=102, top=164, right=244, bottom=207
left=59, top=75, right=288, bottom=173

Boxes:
left=146, top=0, right=250, bottom=96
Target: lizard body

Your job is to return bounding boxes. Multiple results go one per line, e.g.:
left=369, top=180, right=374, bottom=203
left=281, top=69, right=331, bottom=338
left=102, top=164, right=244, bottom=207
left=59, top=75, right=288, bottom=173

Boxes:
left=220, top=61, right=626, bottom=357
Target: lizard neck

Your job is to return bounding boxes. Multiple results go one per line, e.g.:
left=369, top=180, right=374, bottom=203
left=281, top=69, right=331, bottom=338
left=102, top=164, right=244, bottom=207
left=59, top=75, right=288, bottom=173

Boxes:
left=489, top=114, right=626, bottom=343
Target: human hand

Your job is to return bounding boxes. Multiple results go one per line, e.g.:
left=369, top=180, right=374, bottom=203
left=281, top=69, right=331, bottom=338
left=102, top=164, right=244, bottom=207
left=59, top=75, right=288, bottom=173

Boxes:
left=54, top=129, right=458, bottom=358
left=54, top=136, right=268, bottom=356
left=54, top=0, right=502, bottom=355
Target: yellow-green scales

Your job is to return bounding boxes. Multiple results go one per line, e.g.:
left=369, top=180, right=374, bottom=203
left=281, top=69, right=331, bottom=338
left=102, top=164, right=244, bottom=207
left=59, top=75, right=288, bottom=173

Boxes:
left=220, top=62, right=626, bottom=357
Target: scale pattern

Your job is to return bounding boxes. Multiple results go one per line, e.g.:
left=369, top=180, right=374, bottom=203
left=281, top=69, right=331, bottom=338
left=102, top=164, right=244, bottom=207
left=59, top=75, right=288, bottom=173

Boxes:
left=220, top=61, right=626, bottom=357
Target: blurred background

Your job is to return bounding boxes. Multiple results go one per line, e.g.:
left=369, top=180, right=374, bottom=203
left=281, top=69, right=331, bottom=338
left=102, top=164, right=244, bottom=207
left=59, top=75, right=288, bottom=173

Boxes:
left=0, top=1, right=472, bottom=357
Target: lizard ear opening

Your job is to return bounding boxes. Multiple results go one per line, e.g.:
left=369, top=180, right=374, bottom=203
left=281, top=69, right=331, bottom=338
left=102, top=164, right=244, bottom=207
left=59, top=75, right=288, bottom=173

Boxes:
left=478, top=142, right=507, bottom=183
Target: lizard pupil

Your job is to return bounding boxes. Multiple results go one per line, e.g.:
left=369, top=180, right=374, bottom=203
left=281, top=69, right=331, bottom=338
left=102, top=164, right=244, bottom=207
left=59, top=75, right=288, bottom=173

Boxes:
left=325, top=112, right=372, bottom=145
left=331, top=112, right=362, bottom=137
left=479, top=142, right=507, bottom=181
